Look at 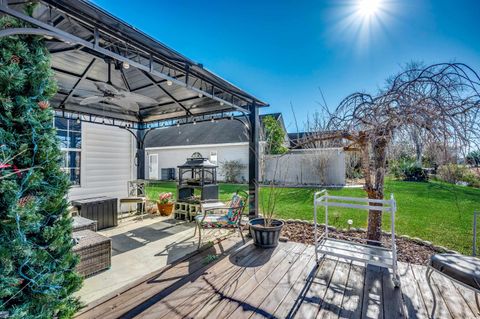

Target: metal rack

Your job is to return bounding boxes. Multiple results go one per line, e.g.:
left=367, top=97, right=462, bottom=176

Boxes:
left=313, top=190, right=400, bottom=287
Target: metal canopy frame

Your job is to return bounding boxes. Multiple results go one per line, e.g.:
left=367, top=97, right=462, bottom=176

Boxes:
left=0, top=0, right=263, bottom=217
left=0, top=0, right=268, bottom=124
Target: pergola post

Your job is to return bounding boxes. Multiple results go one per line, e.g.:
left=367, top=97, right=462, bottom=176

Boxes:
left=136, top=129, right=146, bottom=181
left=248, top=103, right=259, bottom=219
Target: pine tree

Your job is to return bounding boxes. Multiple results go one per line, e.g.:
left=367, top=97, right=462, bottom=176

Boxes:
left=0, top=4, right=82, bottom=318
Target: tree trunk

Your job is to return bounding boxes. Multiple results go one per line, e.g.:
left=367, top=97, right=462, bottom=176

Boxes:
left=366, top=189, right=384, bottom=243
left=365, top=137, right=388, bottom=243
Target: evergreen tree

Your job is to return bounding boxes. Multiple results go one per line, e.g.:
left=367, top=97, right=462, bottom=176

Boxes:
left=0, top=4, right=82, bottom=318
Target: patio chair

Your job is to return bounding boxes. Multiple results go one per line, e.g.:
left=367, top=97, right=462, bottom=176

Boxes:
left=194, top=191, right=248, bottom=249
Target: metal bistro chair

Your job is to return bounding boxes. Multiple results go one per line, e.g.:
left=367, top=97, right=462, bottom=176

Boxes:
left=119, top=180, right=147, bottom=221
left=194, top=191, right=248, bottom=249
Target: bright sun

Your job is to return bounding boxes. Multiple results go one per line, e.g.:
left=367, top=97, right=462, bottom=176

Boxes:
left=358, top=0, right=381, bottom=16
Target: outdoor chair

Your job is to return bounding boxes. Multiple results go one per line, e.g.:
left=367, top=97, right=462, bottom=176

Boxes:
left=194, top=191, right=248, bottom=249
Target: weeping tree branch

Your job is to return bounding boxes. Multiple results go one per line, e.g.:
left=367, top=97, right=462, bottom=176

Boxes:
left=296, top=62, right=480, bottom=241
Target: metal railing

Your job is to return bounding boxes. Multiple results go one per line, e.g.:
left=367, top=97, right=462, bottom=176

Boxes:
left=474, top=211, right=479, bottom=256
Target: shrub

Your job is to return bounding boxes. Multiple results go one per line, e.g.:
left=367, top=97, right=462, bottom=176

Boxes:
left=389, top=159, right=427, bottom=182
left=220, top=160, right=246, bottom=183
left=437, top=164, right=468, bottom=184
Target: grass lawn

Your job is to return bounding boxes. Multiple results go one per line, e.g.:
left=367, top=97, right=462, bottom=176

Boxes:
left=146, top=180, right=480, bottom=254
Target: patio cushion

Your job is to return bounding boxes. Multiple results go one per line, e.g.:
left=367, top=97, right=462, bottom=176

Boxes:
left=195, top=214, right=236, bottom=228
left=227, top=195, right=243, bottom=223
left=430, top=254, right=480, bottom=290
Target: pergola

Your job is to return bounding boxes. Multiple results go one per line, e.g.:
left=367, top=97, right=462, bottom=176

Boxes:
left=0, top=0, right=268, bottom=217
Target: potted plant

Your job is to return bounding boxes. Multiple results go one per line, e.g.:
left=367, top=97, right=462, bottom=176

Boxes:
left=157, top=192, right=174, bottom=216
left=248, top=115, right=287, bottom=248
left=248, top=178, right=285, bottom=247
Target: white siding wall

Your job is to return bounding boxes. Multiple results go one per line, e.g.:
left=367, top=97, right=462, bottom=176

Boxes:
left=146, top=143, right=249, bottom=182
left=68, top=122, right=136, bottom=207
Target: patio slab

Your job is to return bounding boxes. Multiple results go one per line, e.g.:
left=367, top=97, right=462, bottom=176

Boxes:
left=75, top=215, right=227, bottom=304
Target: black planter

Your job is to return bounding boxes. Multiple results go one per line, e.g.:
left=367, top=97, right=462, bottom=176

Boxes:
left=248, top=218, right=284, bottom=248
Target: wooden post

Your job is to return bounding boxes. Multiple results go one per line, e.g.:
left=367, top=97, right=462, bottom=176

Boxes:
left=248, top=103, right=259, bottom=219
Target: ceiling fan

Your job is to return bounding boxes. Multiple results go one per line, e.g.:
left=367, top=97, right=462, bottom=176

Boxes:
left=80, top=61, right=157, bottom=113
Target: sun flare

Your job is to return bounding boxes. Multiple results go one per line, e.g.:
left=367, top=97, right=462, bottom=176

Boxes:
left=358, top=0, right=381, bottom=17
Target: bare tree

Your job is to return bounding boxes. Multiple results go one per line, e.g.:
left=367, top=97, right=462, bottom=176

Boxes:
left=300, top=63, right=480, bottom=241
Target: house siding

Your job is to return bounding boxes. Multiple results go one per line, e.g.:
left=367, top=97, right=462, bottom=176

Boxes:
left=146, top=143, right=249, bottom=182
left=68, top=122, right=136, bottom=208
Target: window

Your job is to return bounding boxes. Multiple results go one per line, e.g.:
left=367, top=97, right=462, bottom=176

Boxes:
left=209, top=151, right=218, bottom=165
left=55, top=118, right=81, bottom=185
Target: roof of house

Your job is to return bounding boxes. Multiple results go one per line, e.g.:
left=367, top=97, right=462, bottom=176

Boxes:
left=145, top=113, right=283, bottom=148
left=288, top=130, right=345, bottom=149
left=145, top=120, right=249, bottom=148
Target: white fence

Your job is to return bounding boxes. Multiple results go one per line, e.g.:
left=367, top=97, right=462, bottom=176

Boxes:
left=262, top=148, right=345, bottom=186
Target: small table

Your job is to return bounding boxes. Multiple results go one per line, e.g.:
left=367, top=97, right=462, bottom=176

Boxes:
left=119, top=197, right=146, bottom=221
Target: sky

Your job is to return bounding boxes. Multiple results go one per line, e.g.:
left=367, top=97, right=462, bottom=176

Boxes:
left=92, top=0, right=480, bottom=132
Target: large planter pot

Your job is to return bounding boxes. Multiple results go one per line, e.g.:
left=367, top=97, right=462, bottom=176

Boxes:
left=157, top=202, right=174, bottom=216
left=248, top=218, right=284, bottom=248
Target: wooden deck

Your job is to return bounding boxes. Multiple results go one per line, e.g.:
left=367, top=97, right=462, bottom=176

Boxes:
left=76, top=239, right=480, bottom=319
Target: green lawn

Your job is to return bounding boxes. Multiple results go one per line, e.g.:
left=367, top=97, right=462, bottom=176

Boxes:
left=146, top=180, right=480, bottom=254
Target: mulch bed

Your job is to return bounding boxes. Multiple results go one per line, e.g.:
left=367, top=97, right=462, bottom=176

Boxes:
left=281, top=221, right=442, bottom=265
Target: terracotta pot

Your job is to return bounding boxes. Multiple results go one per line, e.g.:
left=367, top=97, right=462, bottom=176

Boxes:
left=157, top=202, right=174, bottom=216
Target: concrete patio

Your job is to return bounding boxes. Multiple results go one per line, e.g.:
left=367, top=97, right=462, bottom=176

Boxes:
left=76, top=215, right=199, bottom=304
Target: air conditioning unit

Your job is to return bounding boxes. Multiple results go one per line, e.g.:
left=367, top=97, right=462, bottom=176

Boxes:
left=161, top=168, right=176, bottom=180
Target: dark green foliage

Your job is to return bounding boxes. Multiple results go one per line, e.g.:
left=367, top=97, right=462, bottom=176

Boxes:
left=466, top=150, right=480, bottom=167
left=0, top=7, right=82, bottom=319
left=262, top=115, right=288, bottom=155
left=390, top=159, right=428, bottom=182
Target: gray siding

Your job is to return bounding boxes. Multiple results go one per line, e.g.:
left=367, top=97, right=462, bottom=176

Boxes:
left=68, top=122, right=136, bottom=206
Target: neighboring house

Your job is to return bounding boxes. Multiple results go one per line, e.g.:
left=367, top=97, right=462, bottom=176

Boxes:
left=145, top=113, right=287, bottom=182
left=55, top=118, right=136, bottom=202
left=288, top=131, right=345, bottom=149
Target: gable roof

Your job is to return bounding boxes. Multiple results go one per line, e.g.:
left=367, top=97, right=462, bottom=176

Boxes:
left=145, top=113, right=284, bottom=148
left=145, top=120, right=249, bottom=148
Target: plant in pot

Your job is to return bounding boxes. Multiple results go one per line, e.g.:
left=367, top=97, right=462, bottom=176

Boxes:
left=157, top=192, right=174, bottom=216
left=248, top=115, right=287, bottom=248
left=248, top=186, right=285, bottom=248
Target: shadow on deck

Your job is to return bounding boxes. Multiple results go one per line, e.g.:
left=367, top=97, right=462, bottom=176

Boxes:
left=75, top=239, right=480, bottom=319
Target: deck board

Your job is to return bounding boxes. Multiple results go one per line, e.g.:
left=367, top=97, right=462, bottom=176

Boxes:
left=361, top=265, right=384, bottom=319
left=428, top=267, right=475, bottom=318
left=398, top=263, right=428, bottom=319
left=228, top=244, right=307, bottom=318
left=292, top=256, right=338, bottom=318
left=249, top=246, right=316, bottom=319
left=136, top=243, right=262, bottom=318
left=410, top=263, right=452, bottom=319
left=76, top=240, right=479, bottom=319
left=338, top=261, right=365, bottom=319
left=316, top=259, right=351, bottom=318
left=452, top=281, right=480, bottom=318
left=201, top=242, right=298, bottom=319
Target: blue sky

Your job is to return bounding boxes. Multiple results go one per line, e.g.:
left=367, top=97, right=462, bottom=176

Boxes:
left=92, top=0, right=480, bottom=132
